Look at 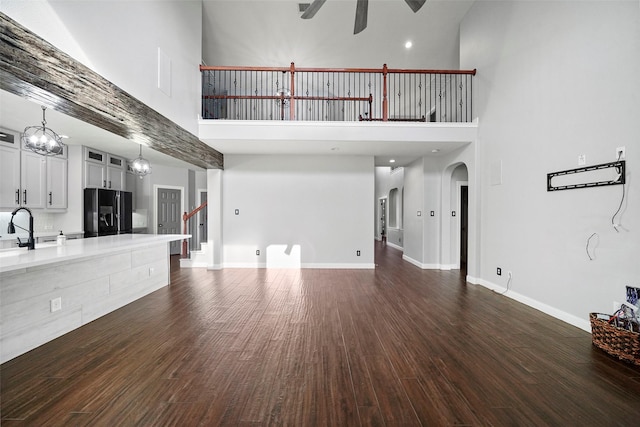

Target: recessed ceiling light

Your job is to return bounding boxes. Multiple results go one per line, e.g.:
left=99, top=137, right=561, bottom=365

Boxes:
left=431, top=149, right=440, bottom=153
left=405, top=41, right=413, bottom=49
left=331, top=147, right=340, bottom=151
left=60, top=135, right=70, bottom=139
left=390, top=159, right=396, bottom=163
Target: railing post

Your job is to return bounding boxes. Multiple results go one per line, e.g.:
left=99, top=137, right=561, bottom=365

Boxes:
left=289, top=62, right=295, bottom=121
left=182, top=212, right=188, bottom=258
left=382, top=64, right=388, bottom=122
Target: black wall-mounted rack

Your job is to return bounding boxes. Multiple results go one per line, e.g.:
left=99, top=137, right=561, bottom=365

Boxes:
left=547, top=160, right=625, bottom=192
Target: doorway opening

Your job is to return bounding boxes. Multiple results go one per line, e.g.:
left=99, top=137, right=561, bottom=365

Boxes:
left=460, top=185, right=469, bottom=272
left=379, top=197, right=387, bottom=243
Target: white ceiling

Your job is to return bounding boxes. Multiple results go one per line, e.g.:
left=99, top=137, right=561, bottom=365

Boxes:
left=1, top=0, right=475, bottom=170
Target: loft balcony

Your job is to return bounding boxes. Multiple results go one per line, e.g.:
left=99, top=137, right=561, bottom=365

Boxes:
left=199, top=64, right=478, bottom=162
left=201, top=63, right=475, bottom=123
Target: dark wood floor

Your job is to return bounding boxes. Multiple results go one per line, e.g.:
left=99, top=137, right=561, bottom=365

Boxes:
left=2, top=243, right=640, bottom=426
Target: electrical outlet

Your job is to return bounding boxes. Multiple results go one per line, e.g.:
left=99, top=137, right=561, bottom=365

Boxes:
left=616, top=146, right=626, bottom=160
left=50, top=297, right=62, bottom=312
left=578, top=154, right=586, bottom=166
left=256, top=249, right=260, bottom=256
left=356, top=250, right=361, bottom=256
left=149, top=267, right=154, bottom=276
left=496, top=267, right=502, bottom=276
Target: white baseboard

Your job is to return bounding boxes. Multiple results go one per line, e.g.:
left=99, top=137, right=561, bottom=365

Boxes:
left=402, top=255, right=425, bottom=268
left=386, top=242, right=403, bottom=251
left=221, top=262, right=375, bottom=270
left=475, top=279, right=591, bottom=332
left=401, top=255, right=458, bottom=271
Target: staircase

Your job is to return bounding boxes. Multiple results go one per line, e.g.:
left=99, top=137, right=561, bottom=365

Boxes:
left=179, top=242, right=210, bottom=268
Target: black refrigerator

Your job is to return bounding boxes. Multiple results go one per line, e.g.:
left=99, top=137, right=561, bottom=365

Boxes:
left=84, top=189, right=133, bottom=238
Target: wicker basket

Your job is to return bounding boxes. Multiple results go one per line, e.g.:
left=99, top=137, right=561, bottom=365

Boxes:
left=590, top=312, right=640, bottom=365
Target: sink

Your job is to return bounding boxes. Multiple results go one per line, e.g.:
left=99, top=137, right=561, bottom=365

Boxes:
left=0, top=242, right=57, bottom=257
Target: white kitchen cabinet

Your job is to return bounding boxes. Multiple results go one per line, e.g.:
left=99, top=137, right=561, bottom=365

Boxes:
left=0, top=143, right=68, bottom=211
left=0, top=146, right=21, bottom=209
left=85, top=161, right=106, bottom=188
left=84, top=148, right=126, bottom=190
left=20, top=151, right=47, bottom=209
left=107, top=155, right=126, bottom=190
left=84, top=147, right=107, bottom=189
left=46, top=156, right=68, bottom=209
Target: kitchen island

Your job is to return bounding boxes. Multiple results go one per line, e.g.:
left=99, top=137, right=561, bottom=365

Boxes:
left=0, top=234, right=189, bottom=363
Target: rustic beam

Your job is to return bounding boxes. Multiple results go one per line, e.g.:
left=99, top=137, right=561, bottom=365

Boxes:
left=0, top=12, right=223, bottom=170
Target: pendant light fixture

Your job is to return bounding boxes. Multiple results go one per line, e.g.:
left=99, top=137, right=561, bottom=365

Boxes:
left=130, top=144, right=151, bottom=178
left=22, top=106, right=65, bottom=156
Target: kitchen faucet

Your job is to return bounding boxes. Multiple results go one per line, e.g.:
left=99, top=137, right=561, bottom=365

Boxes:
left=7, top=207, right=35, bottom=250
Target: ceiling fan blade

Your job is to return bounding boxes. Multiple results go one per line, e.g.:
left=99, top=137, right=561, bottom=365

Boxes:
left=301, top=0, right=327, bottom=19
left=354, top=0, right=368, bottom=34
left=404, top=0, right=426, bottom=13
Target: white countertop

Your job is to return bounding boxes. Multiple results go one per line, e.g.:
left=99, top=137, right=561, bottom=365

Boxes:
left=0, top=234, right=190, bottom=274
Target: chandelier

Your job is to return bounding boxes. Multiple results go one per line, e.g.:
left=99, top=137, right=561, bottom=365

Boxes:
left=275, top=88, right=291, bottom=107
left=130, top=144, right=151, bottom=178
left=22, top=106, right=65, bottom=156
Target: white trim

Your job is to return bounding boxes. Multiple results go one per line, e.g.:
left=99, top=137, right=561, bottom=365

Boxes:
left=402, top=255, right=440, bottom=269
left=401, top=255, right=456, bottom=270
left=475, top=279, right=591, bottom=332
left=386, top=241, right=403, bottom=251
left=153, top=185, right=185, bottom=256
left=466, top=275, right=481, bottom=285
left=402, top=255, right=424, bottom=268
left=222, top=262, right=376, bottom=269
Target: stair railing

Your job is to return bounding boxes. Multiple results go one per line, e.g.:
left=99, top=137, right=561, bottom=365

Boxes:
left=182, top=201, right=208, bottom=258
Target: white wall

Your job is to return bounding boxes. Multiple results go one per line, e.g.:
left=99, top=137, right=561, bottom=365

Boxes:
left=1, top=0, right=202, bottom=135
left=460, top=0, right=640, bottom=330
left=222, top=155, right=375, bottom=268
left=402, top=158, right=425, bottom=265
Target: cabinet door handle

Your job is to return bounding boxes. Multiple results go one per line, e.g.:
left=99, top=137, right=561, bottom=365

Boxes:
left=23, top=190, right=27, bottom=205
left=15, top=189, right=20, bottom=205
left=109, top=180, right=112, bottom=189
left=103, top=180, right=106, bottom=188
left=49, top=191, right=53, bottom=205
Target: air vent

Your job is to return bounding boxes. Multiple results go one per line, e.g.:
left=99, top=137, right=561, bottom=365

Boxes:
left=0, top=128, right=16, bottom=146
left=299, top=3, right=310, bottom=13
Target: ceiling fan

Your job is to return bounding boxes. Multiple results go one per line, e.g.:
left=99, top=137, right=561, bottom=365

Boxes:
left=301, top=0, right=426, bottom=34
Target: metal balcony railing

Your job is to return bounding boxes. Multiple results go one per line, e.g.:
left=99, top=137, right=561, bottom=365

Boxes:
left=201, top=63, right=476, bottom=123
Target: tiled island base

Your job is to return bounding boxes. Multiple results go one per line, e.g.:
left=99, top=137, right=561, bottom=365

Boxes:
left=0, top=234, right=187, bottom=363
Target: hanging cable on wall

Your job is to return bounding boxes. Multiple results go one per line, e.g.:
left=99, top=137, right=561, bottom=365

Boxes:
left=611, top=152, right=626, bottom=232
left=586, top=232, right=599, bottom=261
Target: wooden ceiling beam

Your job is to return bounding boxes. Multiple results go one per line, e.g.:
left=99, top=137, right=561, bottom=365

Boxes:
left=0, top=12, right=223, bottom=170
